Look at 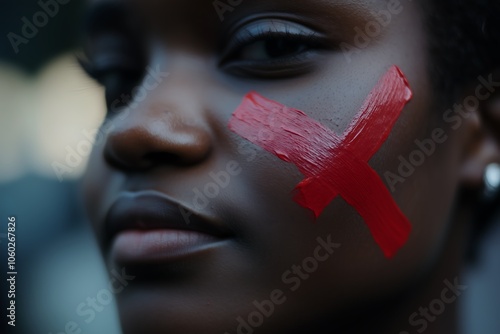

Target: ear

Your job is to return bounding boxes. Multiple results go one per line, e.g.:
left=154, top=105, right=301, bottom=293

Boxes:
left=460, top=76, right=500, bottom=190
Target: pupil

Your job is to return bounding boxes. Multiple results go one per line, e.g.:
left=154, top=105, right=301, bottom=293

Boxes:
left=265, top=39, right=303, bottom=58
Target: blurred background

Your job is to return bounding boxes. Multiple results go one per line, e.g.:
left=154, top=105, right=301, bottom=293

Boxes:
left=0, top=1, right=120, bottom=333
left=0, top=1, right=499, bottom=334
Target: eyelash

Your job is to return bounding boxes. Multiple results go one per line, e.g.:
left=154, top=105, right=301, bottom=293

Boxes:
left=230, top=31, right=319, bottom=59
left=218, top=22, right=328, bottom=77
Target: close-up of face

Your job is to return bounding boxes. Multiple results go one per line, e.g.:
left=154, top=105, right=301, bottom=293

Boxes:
left=80, top=0, right=500, bottom=333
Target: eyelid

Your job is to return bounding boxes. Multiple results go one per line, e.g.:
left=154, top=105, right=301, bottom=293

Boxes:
left=220, top=19, right=327, bottom=62
left=228, top=19, right=323, bottom=47
left=224, top=12, right=329, bottom=39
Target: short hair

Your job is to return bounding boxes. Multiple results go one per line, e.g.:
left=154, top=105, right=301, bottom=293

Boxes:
left=423, top=0, right=500, bottom=101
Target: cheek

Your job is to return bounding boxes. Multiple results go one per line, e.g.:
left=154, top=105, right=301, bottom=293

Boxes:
left=225, top=65, right=459, bottom=309
left=229, top=67, right=413, bottom=259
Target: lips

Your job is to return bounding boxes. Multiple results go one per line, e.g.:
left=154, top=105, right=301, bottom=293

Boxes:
left=103, top=190, right=233, bottom=264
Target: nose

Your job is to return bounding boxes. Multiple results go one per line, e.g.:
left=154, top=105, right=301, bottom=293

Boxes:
left=103, top=95, right=213, bottom=171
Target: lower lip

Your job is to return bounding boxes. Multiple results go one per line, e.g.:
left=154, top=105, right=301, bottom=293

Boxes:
left=110, top=230, right=224, bottom=264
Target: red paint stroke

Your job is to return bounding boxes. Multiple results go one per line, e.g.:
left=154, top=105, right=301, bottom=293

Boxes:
left=228, top=66, right=413, bottom=258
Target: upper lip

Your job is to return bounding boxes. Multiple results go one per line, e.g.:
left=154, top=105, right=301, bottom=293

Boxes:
left=103, top=190, right=232, bottom=247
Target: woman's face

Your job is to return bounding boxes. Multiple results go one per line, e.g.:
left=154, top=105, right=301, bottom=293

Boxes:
left=82, top=0, right=471, bottom=333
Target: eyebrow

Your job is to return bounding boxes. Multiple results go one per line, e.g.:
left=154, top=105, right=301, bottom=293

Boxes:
left=83, top=1, right=131, bottom=36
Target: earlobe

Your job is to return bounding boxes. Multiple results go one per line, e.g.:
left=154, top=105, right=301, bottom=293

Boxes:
left=459, top=91, right=500, bottom=190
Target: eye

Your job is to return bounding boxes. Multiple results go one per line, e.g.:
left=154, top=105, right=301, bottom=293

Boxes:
left=79, top=33, right=145, bottom=111
left=220, top=19, right=329, bottom=78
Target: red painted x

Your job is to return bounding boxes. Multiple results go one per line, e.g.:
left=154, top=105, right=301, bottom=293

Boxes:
left=228, top=66, right=413, bottom=258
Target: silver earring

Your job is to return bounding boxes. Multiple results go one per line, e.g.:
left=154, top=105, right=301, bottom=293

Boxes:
left=484, top=163, right=500, bottom=198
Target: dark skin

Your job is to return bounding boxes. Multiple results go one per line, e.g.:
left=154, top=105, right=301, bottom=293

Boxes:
left=82, top=0, right=500, bottom=333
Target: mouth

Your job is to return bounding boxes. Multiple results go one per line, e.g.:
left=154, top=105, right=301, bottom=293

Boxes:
left=104, top=190, right=233, bottom=265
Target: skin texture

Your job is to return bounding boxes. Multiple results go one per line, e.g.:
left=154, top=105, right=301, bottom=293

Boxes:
left=81, top=0, right=500, bottom=333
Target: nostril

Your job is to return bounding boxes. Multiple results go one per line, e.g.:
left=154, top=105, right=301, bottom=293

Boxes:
left=103, top=147, right=151, bottom=171
left=143, top=152, right=183, bottom=166
left=104, top=149, right=186, bottom=171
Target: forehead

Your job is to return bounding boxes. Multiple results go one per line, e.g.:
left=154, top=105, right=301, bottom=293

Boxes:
left=84, top=0, right=400, bottom=33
